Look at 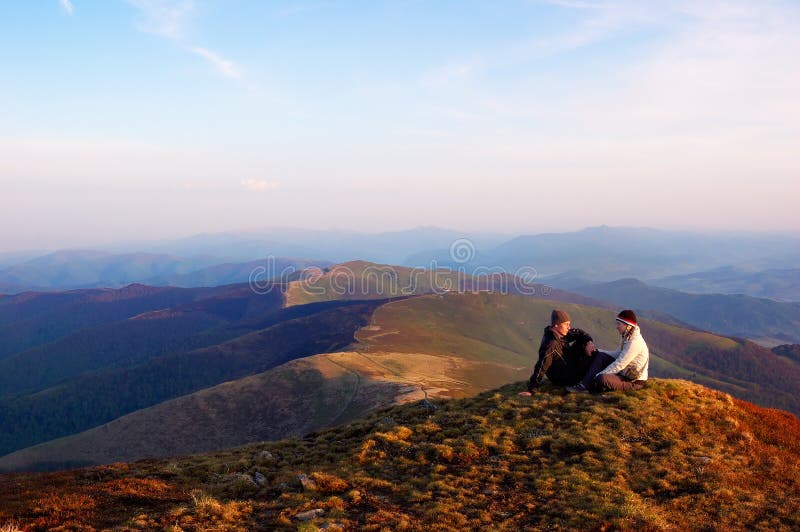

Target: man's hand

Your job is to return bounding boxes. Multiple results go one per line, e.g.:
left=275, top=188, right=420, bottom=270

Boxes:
left=585, top=341, right=596, bottom=356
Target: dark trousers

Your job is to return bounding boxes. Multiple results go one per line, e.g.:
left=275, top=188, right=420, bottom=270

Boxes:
left=578, top=352, right=646, bottom=392
left=578, top=351, right=615, bottom=390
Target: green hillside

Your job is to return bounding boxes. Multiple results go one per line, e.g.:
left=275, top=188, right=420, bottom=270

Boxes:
left=5, top=291, right=799, bottom=472
left=283, top=261, right=598, bottom=308
left=358, top=293, right=800, bottom=413
left=572, top=278, right=800, bottom=344
left=2, top=380, right=798, bottom=530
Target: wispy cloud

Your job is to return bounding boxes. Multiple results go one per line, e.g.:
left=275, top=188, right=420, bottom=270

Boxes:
left=422, top=0, right=672, bottom=87
left=419, top=0, right=800, bottom=130
left=186, top=46, right=241, bottom=79
left=419, top=2, right=635, bottom=89
left=241, top=179, right=279, bottom=192
left=126, top=0, right=244, bottom=81
left=59, top=0, right=74, bottom=15
left=127, top=0, right=193, bottom=39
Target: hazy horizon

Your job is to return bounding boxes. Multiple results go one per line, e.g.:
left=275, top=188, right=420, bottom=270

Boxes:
left=1, top=223, right=799, bottom=257
left=2, top=1, right=799, bottom=250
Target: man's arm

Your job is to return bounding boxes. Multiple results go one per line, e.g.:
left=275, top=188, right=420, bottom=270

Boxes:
left=565, top=328, right=593, bottom=344
left=565, top=328, right=595, bottom=355
left=530, top=339, right=560, bottom=388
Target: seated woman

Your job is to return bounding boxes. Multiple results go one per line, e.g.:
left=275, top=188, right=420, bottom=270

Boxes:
left=566, top=310, right=649, bottom=393
left=519, top=309, right=597, bottom=396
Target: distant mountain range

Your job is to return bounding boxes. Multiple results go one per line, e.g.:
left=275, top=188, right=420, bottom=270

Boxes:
left=651, top=266, right=800, bottom=302
left=0, top=251, right=328, bottom=293
left=128, top=226, right=511, bottom=265
left=408, top=226, right=800, bottom=282
left=145, top=257, right=332, bottom=287
left=2, top=226, right=798, bottom=301
left=1, top=262, right=798, bottom=473
left=0, top=250, right=223, bottom=291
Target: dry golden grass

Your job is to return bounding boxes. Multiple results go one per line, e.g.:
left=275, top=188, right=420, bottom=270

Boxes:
left=1, top=379, right=798, bottom=531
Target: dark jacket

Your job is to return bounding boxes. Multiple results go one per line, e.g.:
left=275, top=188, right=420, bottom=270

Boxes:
left=528, top=326, right=594, bottom=389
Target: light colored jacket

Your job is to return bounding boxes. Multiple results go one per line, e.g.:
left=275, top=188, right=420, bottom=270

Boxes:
left=598, top=326, right=649, bottom=381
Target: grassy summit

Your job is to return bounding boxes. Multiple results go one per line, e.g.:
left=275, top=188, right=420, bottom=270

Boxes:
left=2, top=380, right=798, bottom=530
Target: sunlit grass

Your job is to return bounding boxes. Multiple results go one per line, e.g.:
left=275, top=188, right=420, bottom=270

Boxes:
left=2, top=379, right=798, bottom=530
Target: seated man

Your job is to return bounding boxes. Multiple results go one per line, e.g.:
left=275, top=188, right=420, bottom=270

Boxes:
left=519, top=309, right=596, bottom=395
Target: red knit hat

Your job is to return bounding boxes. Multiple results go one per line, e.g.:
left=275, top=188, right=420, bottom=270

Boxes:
left=616, top=309, right=637, bottom=327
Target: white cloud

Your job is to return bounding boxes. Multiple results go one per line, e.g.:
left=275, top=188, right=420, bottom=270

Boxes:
left=241, top=179, right=279, bottom=192
left=126, top=0, right=245, bottom=81
left=126, top=0, right=194, bottom=39
left=59, top=0, right=74, bottom=15
left=186, top=46, right=242, bottom=79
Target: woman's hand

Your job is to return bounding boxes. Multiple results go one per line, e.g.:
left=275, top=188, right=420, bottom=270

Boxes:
left=585, top=341, right=596, bottom=356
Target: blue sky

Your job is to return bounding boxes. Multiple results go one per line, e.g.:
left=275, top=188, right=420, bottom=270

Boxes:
left=1, top=1, right=798, bottom=249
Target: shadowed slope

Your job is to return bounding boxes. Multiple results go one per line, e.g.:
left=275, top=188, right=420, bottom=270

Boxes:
left=0, top=284, right=249, bottom=359
left=0, top=300, right=384, bottom=457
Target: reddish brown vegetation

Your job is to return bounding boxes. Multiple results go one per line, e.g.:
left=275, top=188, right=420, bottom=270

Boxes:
left=0, top=464, right=187, bottom=530
left=1, top=380, right=798, bottom=531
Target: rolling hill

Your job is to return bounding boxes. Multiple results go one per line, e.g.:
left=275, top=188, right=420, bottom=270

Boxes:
left=281, top=260, right=602, bottom=308
left=3, top=260, right=577, bottom=457
left=1, top=380, right=798, bottom=530
left=0, top=298, right=385, bottom=457
left=569, top=278, right=800, bottom=345
left=773, top=344, right=800, bottom=364
left=3, top=290, right=799, bottom=473
left=0, top=284, right=233, bottom=358
left=652, top=266, right=800, bottom=302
